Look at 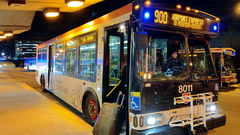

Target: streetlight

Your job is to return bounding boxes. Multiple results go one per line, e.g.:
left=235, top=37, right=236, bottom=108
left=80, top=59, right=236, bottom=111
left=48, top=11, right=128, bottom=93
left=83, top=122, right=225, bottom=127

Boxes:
left=2, top=52, right=5, bottom=56
left=236, top=3, right=240, bottom=15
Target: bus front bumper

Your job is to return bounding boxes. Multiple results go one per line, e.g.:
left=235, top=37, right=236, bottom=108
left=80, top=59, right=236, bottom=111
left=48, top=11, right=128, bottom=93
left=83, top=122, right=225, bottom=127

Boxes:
left=131, top=114, right=226, bottom=135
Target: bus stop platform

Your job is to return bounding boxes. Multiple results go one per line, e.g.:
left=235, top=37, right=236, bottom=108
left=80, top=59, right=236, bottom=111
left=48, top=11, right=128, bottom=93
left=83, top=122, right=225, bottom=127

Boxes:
left=0, top=70, right=92, bottom=135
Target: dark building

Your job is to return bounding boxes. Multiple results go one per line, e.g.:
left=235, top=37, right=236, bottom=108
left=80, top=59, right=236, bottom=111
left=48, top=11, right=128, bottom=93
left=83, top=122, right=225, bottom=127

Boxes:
left=15, top=40, right=42, bottom=59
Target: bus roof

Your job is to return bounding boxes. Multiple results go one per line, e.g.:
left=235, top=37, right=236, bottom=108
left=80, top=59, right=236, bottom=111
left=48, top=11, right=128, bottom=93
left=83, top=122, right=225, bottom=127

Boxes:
left=38, top=3, right=132, bottom=48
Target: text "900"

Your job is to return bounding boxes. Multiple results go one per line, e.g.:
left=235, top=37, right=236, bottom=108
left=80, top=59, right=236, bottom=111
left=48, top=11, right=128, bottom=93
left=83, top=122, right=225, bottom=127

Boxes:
left=154, top=10, right=168, bottom=24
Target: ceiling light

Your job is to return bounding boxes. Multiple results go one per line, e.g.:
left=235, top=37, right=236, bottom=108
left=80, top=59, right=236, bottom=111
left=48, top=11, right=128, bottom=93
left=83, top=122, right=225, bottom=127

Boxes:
left=0, top=34, right=6, bottom=39
left=43, top=8, right=60, bottom=17
left=8, top=0, right=26, bottom=6
left=65, top=0, right=85, bottom=7
left=4, top=31, right=13, bottom=36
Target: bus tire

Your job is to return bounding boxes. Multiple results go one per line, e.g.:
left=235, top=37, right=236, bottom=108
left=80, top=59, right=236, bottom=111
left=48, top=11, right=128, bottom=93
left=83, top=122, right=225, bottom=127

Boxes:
left=83, top=93, right=100, bottom=126
left=40, top=75, right=47, bottom=92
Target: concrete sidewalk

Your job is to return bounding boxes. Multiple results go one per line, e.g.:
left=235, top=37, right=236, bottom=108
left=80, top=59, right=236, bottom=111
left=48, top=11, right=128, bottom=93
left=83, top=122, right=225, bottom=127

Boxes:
left=0, top=78, right=92, bottom=135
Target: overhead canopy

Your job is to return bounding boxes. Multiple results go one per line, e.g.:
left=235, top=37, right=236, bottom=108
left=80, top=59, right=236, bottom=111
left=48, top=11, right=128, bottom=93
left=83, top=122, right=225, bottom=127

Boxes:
left=0, top=10, right=35, bottom=34
left=0, top=0, right=103, bottom=34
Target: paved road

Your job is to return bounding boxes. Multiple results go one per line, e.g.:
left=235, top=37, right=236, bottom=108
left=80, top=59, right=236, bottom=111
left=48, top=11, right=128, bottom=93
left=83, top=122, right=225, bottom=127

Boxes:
left=208, top=86, right=240, bottom=135
left=0, top=68, right=92, bottom=135
left=0, top=68, right=239, bottom=135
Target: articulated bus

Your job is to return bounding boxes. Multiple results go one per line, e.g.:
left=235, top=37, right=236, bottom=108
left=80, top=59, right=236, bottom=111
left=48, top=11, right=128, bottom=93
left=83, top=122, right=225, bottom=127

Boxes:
left=36, top=0, right=226, bottom=134
left=211, top=48, right=237, bottom=87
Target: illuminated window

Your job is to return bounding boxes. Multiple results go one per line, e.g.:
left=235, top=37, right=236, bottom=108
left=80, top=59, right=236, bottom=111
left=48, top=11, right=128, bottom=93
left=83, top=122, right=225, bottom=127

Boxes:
left=55, top=43, right=64, bottom=72
left=78, top=33, right=97, bottom=81
left=79, top=43, right=96, bottom=80
left=65, top=39, right=77, bottom=75
left=37, top=48, right=47, bottom=63
left=109, top=36, right=121, bottom=85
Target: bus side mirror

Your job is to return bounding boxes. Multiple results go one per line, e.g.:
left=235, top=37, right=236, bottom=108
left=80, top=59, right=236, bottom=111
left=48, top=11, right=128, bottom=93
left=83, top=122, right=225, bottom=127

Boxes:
left=134, top=32, right=149, bottom=49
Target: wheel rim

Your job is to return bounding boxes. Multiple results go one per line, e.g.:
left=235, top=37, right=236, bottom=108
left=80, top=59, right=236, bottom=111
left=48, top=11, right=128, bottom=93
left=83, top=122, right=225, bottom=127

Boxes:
left=87, top=97, right=98, bottom=121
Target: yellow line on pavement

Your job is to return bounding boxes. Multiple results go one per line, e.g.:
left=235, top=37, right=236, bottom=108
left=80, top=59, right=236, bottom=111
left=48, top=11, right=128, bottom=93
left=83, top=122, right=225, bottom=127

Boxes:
left=20, top=83, right=35, bottom=91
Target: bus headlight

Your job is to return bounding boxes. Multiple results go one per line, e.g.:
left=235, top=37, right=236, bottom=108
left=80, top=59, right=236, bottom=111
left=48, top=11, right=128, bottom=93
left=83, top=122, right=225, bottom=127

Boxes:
left=207, top=104, right=217, bottom=112
left=146, top=114, right=163, bottom=126
left=147, top=117, right=156, bottom=125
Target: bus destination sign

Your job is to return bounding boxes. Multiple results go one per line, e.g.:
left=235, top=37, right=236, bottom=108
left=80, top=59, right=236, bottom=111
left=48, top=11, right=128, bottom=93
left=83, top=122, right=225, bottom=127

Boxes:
left=142, top=8, right=216, bottom=32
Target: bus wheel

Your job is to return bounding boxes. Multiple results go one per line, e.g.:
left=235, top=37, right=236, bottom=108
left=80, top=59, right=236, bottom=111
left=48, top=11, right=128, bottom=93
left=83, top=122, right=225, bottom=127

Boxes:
left=40, top=76, right=46, bottom=92
left=84, top=93, right=100, bottom=125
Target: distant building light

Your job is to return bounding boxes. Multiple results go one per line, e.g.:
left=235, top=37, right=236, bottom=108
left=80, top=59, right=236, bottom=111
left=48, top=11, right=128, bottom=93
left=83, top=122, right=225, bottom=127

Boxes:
left=65, top=0, right=84, bottom=7
left=43, top=8, right=60, bottom=17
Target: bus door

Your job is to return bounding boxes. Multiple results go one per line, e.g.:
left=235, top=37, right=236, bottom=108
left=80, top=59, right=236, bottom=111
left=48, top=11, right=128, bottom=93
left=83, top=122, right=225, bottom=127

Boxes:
left=103, top=24, right=127, bottom=102
left=48, top=45, right=55, bottom=91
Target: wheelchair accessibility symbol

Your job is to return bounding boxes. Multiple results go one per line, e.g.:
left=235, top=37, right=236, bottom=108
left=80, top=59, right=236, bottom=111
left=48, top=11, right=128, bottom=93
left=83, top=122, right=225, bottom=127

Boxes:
left=130, top=96, right=141, bottom=110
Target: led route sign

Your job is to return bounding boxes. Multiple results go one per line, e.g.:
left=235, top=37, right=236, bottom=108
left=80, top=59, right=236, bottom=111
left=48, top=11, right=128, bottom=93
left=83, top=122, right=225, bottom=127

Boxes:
left=142, top=8, right=218, bottom=33
left=153, top=10, right=204, bottom=30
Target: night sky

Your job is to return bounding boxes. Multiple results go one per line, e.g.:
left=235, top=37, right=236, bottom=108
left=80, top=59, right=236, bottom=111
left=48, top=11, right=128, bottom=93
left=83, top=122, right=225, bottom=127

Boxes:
left=1, top=0, right=240, bottom=57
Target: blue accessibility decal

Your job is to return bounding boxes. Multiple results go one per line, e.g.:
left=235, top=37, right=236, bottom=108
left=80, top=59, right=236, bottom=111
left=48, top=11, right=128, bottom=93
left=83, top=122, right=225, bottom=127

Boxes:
left=130, top=96, right=141, bottom=110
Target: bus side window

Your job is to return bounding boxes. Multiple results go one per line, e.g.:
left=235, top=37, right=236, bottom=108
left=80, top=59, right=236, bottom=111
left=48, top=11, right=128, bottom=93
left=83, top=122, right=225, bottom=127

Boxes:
left=65, top=48, right=76, bottom=75
left=42, top=53, right=47, bottom=63
left=79, top=43, right=96, bottom=81
left=65, top=39, right=77, bottom=75
left=38, top=53, right=42, bottom=63
left=55, top=44, right=64, bottom=72
left=109, top=36, right=121, bottom=86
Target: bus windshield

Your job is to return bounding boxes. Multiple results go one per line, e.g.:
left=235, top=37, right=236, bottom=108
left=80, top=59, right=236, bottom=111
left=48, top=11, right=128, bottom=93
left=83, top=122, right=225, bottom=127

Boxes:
left=136, top=31, right=188, bottom=82
left=212, top=53, right=235, bottom=75
left=189, top=40, right=215, bottom=79
left=223, top=55, right=235, bottom=74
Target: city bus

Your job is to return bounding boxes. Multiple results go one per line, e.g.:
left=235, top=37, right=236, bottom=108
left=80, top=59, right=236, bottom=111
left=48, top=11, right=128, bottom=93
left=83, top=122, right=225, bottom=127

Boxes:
left=24, top=57, right=36, bottom=70
left=211, top=48, right=237, bottom=87
left=36, top=0, right=226, bottom=134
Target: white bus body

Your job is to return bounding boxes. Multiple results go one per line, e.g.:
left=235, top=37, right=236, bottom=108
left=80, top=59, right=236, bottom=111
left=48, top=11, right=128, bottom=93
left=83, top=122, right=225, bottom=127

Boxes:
left=36, top=4, right=132, bottom=123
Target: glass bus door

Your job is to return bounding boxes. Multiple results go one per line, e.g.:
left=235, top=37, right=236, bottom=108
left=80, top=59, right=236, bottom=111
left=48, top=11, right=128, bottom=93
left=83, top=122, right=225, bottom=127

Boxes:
left=48, top=45, right=55, bottom=91
left=103, top=25, right=127, bottom=102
